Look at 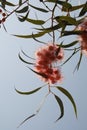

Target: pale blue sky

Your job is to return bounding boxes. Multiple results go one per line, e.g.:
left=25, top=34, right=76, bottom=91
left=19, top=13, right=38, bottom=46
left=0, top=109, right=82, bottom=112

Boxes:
left=0, top=0, right=87, bottom=130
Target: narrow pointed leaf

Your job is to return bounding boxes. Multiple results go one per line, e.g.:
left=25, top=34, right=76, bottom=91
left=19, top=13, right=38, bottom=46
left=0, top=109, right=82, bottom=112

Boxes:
left=28, top=67, right=48, bottom=78
left=46, top=0, right=73, bottom=11
left=18, top=53, right=34, bottom=65
left=61, top=41, right=78, bottom=48
left=1, top=0, right=6, bottom=8
left=61, top=49, right=77, bottom=66
left=35, top=24, right=62, bottom=31
left=13, top=31, right=48, bottom=38
left=46, top=0, right=57, bottom=2
left=16, top=6, right=29, bottom=13
left=54, top=94, right=64, bottom=121
left=61, top=4, right=85, bottom=12
left=19, top=0, right=22, bottom=5
left=74, top=52, right=82, bottom=72
left=69, top=4, right=85, bottom=12
left=13, top=24, right=60, bottom=38
left=62, top=30, right=85, bottom=36
left=29, top=4, right=49, bottom=12
left=2, top=23, right=7, bottom=32
left=46, top=0, right=72, bottom=7
left=15, top=87, right=42, bottom=95
left=32, top=36, right=46, bottom=44
left=61, top=2, right=72, bottom=10
left=17, top=114, right=36, bottom=128
left=79, top=2, right=87, bottom=17
left=54, top=16, right=78, bottom=25
left=21, top=50, right=35, bottom=60
left=0, top=0, right=16, bottom=6
left=17, top=11, right=29, bottom=22
left=26, top=18, right=45, bottom=25
left=56, top=86, right=77, bottom=118
left=77, top=52, right=82, bottom=70
left=4, top=1, right=16, bottom=6
left=17, top=92, right=48, bottom=127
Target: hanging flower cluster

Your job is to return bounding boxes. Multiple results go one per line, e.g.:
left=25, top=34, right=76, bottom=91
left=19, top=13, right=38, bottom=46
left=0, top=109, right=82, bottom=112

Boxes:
left=34, top=43, right=64, bottom=84
left=0, top=8, right=6, bottom=24
left=11, top=0, right=80, bottom=126
left=76, top=19, right=87, bottom=56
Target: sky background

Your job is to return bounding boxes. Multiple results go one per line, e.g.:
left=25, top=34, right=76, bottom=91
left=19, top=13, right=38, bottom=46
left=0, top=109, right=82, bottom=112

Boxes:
left=0, top=0, right=87, bottom=130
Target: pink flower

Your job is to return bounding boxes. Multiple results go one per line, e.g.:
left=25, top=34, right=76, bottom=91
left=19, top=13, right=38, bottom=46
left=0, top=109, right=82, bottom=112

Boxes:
left=34, top=43, right=64, bottom=84
left=35, top=44, right=64, bottom=62
left=76, top=19, right=87, bottom=56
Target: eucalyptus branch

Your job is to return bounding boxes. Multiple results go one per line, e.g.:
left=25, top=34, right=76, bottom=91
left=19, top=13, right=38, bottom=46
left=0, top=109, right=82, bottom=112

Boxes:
left=6, top=0, right=28, bottom=19
left=51, top=1, right=57, bottom=44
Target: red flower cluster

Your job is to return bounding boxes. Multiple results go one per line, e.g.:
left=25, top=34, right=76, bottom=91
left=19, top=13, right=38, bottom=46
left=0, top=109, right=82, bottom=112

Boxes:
left=0, top=9, right=6, bottom=24
left=34, top=43, right=64, bottom=84
left=77, top=19, right=87, bottom=56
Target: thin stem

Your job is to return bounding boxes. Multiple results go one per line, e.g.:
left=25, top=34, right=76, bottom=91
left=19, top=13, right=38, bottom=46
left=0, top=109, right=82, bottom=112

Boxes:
left=51, top=1, right=57, bottom=44
left=6, top=0, right=28, bottom=19
left=48, top=83, right=51, bottom=93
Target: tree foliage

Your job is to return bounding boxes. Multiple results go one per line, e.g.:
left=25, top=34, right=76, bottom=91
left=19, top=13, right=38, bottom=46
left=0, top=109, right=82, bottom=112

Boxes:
left=0, top=0, right=87, bottom=127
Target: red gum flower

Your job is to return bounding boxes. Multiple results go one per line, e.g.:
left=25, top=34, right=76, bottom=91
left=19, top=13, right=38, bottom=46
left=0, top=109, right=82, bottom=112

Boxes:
left=0, top=9, right=2, bottom=13
left=77, top=20, right=87, bottom=56
left=34, top=43, right=64, bottom=84
left=0, top=8, right=6, bottom=24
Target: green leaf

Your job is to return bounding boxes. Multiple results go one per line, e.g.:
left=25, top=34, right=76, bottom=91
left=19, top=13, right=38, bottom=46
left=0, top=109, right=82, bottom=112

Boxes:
left=21, top=50, right=35, bottom=60
left=26, top=18, right=45, bottom=25
left=62, top=30, right=85, bottom=36
left=19, top=0, right=22, bottom=6
left=74, top=52, right=83, bottom=72
left=77, top=52, right=82, bottom=70
left=46, top=0, right=72, bottom=9
left=0, top=0, right=16, bottom=6
left=17, top=114, right=36, bottom=128
left=55, top=16, right=78, bottom=26
left=0, top=0, right=6, bottom=8
left=16, top=6, right=29, bottom=13
left=45, top=0, right=55, bottom=2
left=14, top=23, right=61, bottom=38
left=32, top=36, right=46, bottom=44
left=5, top=1, right=16, bottom=6
left=61, top=49, right=79, bottom=66
left=61, top=41, right=78, bottom=48
left=60, top=2, right=72, bottom=11
left=69, top=4, right=85, bottom=12
left=18, top=53, right=34, bottom=65
left=35, top=24, right=62, bottom=31
left=28, top=67, right=48, bottom=79
left=17, top=11, right=29, bottom=22
left=54, top=94, right=64, bottom=121
left=17, top=92, right=48, bottom=127
left=13, top=30, right=49, bottom=38
left=29, top=4, right=49, bottom=12
left=56, top=86, right=77, bottom=118
left=79, top=2, right=87, bottom=17
left=13, top=24, right=61, bottom=39
left=46, top=0, right=85, bottom=13
left=2, top=23, right=7, bottom=32
left=15, top=87, right=42, bottom=95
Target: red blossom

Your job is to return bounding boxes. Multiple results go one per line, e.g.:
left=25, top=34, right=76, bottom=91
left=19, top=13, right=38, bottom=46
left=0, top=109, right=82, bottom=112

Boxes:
left=34, top=43, right=64, bottom=84
left=76, top=19, right=87, bottom=56
left=0, top=8, right=6, bottom=24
